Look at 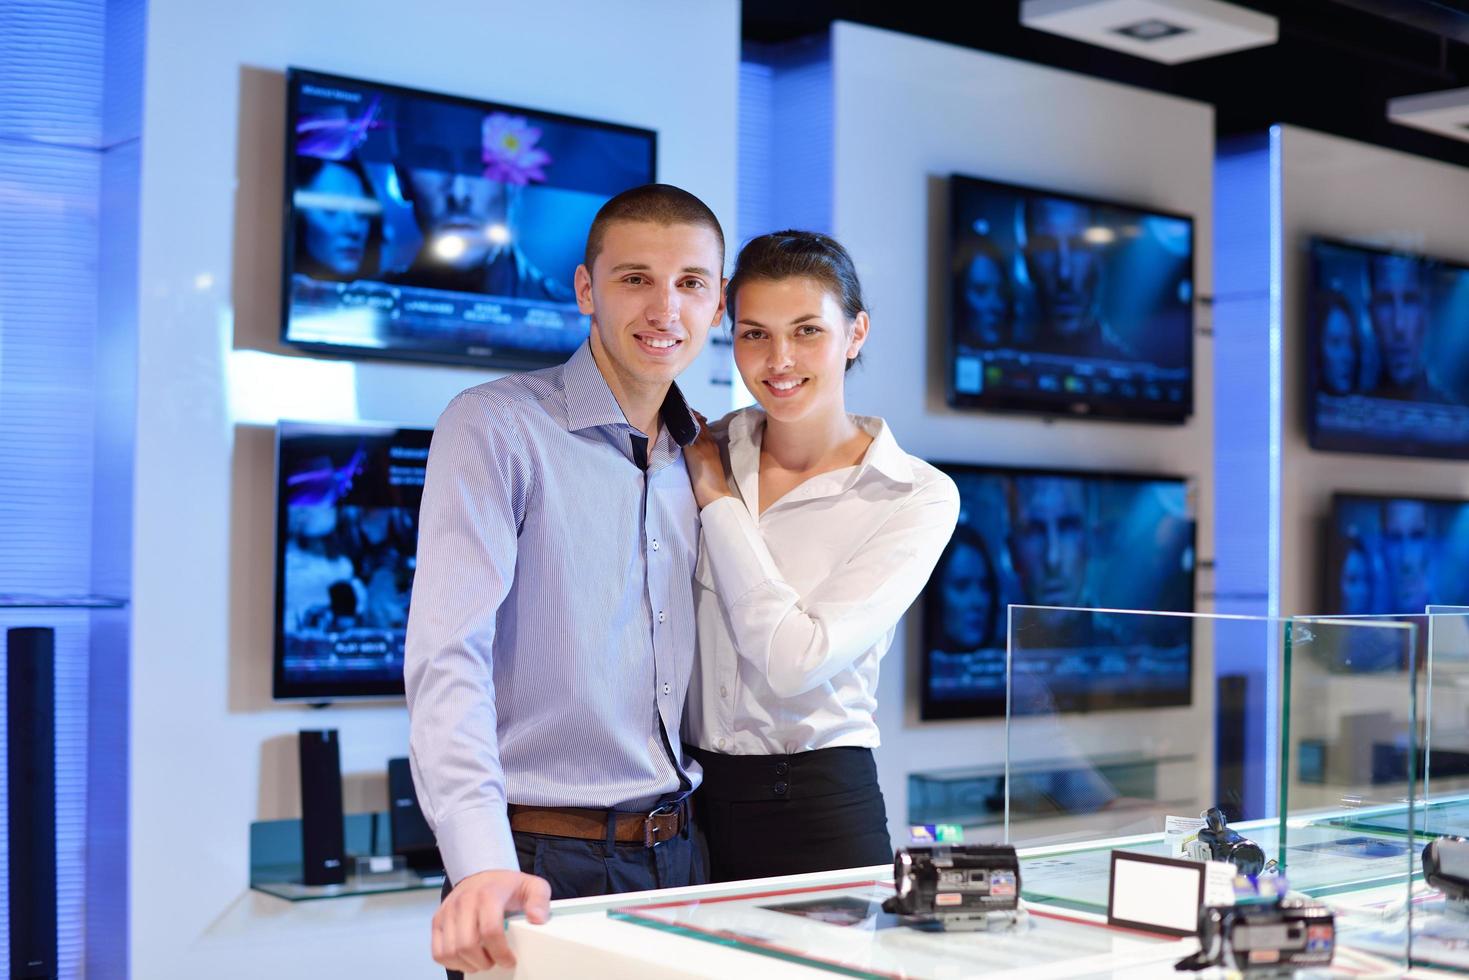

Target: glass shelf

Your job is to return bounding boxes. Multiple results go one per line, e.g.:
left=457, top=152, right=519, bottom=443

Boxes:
left=249, top=811, right=443, bottom=902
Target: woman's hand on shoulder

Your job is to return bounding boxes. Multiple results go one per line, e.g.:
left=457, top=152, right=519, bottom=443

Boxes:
left=685, top=411, right=733, bottom=510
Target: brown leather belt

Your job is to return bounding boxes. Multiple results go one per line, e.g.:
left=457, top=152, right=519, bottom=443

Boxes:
left=507, top=802, right=685, bottom=848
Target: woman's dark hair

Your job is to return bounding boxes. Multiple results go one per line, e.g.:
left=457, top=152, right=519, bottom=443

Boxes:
left=728, top=230, right=867, bottom=372
left=929, top=523, right=1000, bottom=651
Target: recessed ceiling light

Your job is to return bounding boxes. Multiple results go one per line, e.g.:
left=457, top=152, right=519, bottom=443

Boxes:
left=1114, top=18, right=1191, bottom=42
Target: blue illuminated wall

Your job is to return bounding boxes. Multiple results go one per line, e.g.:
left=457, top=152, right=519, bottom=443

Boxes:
left=1212, top=132, right=1280, bottom=816
left=0, top=2, right=141, bottom=976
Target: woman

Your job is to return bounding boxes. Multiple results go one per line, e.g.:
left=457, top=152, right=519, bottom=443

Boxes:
left=683, top=230, right=960, bottom=881
left=294, top=155, right=381, bottom=281
left=1317, top=289, right=1360, bottom=396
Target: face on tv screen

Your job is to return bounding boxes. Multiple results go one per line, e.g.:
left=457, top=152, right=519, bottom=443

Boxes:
left=948, top=175, right=1194, bottom=422
left=275, top=421, right=430, bottom=700
left=283, top=69, right=656, bottom=368
left=921, top=466, right=1195, bottom=720
left=1308, top=240, right=1469, bottom=458
left=1328, top=494, right=1469, bottom=618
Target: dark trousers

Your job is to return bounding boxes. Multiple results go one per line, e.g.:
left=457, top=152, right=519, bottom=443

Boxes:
left=688, top=744, right=892, bottom=883
left=442, top=808, right=705, bottom=980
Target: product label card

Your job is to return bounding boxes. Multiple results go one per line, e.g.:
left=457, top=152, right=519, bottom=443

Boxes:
left=1165, top=814, right=1208, bottom=857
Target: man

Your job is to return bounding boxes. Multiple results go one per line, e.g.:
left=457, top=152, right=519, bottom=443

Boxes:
left=1368, top=253, right=1441, bottom=402
left=393, top=99, right=572, bottom=301
left=1007, top=475, right=1090, bottom=610
left=404, top=183, right=727, bottom=976
left=1020, top=198, right=1128, bottom=360
left=1382, top=497, right=1433, bottom=613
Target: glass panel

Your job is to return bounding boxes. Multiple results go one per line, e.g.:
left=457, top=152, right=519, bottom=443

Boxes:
left=1005, top=606, right=1292, bottom=915
left=1002, top=604, right=1418, bottom=949
left=1278, top=614, right=1420, bottom=966
left=1409, top=610, right=1469, bottom=972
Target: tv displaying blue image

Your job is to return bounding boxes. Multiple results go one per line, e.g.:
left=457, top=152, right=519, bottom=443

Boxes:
left=1327, top=493, right=1469, bottom=617
left=1308, top=239, right=1469, bottom=459
left=274, top=421, right=430, bottom=700
left=947, top=174, right=1194, bottom=422
left=921, top=464, right=1196, bottom=720
left=283, top=68, right=657, bottom=368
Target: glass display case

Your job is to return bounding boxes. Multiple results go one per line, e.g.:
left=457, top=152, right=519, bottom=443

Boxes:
left=485, top=606, right=1433, bottom=978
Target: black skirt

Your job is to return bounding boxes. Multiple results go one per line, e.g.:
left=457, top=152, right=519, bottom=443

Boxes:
left=687, top=744, right=892, bottom=883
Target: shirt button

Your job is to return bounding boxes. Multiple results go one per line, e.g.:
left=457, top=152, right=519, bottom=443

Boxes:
left=775, top=762, right=790, bottom=777
left=657, top=611, right=666, bottom=624
left=720, top=685, right=728, bottom=698
left=652, top=539, right=660, bottom=551
left=773, top=782, right=789, bottom=796
left=662, top=683, right=670, bottom=695
left=717, top=737, right=726, bottom=749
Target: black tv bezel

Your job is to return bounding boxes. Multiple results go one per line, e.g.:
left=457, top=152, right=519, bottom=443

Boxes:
left=919, top=460, right=1198, bottom=722
left=944, top=172, right=1196, bottom=425
left=1322, top=489, right=1469, bottom=616
left=272, top=419, right=432, bottom=702
left=281, top=67, right=658, bottom=371
left=1304, top=236, right=1469, bottom=460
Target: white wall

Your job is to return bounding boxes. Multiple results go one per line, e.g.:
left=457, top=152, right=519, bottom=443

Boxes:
left=823, top=23, right=1218, bottom=843
left=129, top=1, right=739, bottom=976
left=1276, top=124, right=1469, bottom=615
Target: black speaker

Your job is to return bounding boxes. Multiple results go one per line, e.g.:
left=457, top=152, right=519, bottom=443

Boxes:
left=299, top=729, right=346, bottom=886
left=9, top=626, right=58, bottom=979
left=387, top=757, right=443, bottom=875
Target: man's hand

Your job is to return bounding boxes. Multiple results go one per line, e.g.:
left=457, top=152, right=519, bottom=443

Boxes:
left=685, top=412, right=733, bottom=510
left=431, top=869, right=552, bottom=974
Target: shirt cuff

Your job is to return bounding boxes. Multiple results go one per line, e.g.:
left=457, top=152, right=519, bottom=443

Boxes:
left=699, top=496, right=782, bottom=604
left=435, top=805, right=519, bottom=885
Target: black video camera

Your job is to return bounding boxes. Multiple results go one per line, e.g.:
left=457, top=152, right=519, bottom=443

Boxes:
left=881, top=843, right=1020, bottom=930
left=1183, top=807, right=1268, bottom=877
left=1177, top=899, right=1335, bottom=974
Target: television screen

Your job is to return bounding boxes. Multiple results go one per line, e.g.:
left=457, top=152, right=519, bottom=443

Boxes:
left=920, top=464, right=1196, bottom=720
left=274, top=421, right=430, bottom=700
left=282, top=68, right=657, bottom=368
left=947, top=174, right=1194, bottom=422
left=1307, top=239, right=1469, bottom=458
left=1326, top=493, right=1469, bottom=617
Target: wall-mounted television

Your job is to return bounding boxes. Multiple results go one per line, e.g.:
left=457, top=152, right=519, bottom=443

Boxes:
left=946, top=174, right=1194, bottom=423
left=282, top=68, right=657, bottom=369
left=1325, top=492, right=1469, bottom=617
left=274, top=421, right=430, bottom=700
left=1306, top=238, right=1469, bottom=459
left=920, top=463, right=1196, bottom=721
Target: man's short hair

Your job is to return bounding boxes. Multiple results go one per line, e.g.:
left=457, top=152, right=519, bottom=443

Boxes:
left=584, top=183, right=725, bottom=273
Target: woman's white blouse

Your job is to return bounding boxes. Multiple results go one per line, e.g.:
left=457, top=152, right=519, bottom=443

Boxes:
left=685, top=408, right=960, bottom=755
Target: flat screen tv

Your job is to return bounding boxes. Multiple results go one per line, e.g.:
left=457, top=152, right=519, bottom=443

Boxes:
left=920, top=464, right=1196, bottom=720
left=1307, top=238, right=1469, bottom=459
left=283, top=68, right=657, bottom=369
left=274, top=421, right=430, bottom=700
left=947, top=174, right=1194, bottom=423
left=1326, top=492, right=1469, bottom=617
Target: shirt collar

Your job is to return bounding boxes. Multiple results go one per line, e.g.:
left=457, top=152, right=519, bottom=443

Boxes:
left=561, top=341, right=698, bottom=448
left=726, top=408, right=915, bottom=511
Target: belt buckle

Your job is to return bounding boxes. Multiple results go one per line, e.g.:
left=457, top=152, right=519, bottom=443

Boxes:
left=644, top=802, right=678, bottom=848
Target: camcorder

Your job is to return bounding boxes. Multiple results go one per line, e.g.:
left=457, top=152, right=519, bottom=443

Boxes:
left=1424, top=835, right=1469, bottom=908
left=1177, top=898, right=1335, bottom=975
left=1183, top=807, right=1268, bottom=877
left=881, top=843, right=1020, bottom=930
